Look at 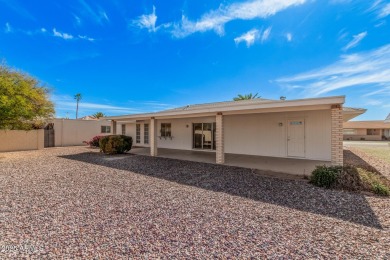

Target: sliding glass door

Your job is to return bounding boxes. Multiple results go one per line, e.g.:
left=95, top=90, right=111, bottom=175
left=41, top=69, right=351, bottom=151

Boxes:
left=193, top=123, right=216, bottom=150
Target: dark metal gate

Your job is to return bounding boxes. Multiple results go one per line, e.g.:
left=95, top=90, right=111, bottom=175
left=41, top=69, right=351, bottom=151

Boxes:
left=44, top=123, right=55, bottom=148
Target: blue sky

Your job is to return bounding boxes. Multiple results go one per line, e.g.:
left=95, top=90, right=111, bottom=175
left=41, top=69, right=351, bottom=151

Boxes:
left=1, top=0, right=389, bottom=120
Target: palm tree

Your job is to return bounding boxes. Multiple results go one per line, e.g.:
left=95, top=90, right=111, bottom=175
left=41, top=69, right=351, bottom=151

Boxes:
left=74, top=93, right=82, bottom=119
left=93, top=112, right=105, bottom=119
left=233, top=93, right=260, bottom=101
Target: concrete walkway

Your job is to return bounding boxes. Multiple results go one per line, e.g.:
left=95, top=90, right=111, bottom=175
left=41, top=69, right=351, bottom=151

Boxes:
left=130, top=147, right=330, bottom=176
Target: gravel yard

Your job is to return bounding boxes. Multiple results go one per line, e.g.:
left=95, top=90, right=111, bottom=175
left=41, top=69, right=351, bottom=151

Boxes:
left=344, top=142, right=390, bottom=179
left=1, top=147, right=389, bottom=258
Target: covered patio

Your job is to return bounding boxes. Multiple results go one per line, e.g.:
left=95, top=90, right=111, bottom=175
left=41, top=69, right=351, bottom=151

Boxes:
left=130, top=147, right=330, bottom=176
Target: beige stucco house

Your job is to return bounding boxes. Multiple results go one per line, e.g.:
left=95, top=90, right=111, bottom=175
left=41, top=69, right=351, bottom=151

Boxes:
left=106, top=96, right=364, bottom=174
left=343, top=120, right=390, bottom=141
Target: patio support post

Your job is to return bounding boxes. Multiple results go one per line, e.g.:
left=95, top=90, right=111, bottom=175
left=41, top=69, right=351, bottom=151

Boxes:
left=111, top=120, right=117, bottom=135
left=150, top=117, right=158, bottom=156
left=331, top=104, right=343, bottom=166
left=216, top=112, right=225, bottom=164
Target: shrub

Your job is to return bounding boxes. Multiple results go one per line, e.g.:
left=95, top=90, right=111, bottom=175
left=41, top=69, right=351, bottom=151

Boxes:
left=311, top=165, right=390, bottom=196
left=99, top=135, right=132, bottom=154
left=310, top=165, right=343, bottom=188
left=84, top=135, right=104, bottom=147
left=372, top=183, right=390, bottom=196
left=333, top=165, right=363, bottom=191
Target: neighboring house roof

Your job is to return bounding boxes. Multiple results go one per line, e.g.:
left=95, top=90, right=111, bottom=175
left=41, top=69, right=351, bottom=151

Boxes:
left=105, top=96, right=363, bottom=122
left=79, top=115, right=98, bottom=120
left=344, top=121, right=390, bottom=129
left=385, top=113, right=390, bottom=123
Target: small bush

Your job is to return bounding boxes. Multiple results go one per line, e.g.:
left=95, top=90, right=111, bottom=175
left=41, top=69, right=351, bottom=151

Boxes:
left=84, top=135, right=104, bottom=147
left=99, top=135, right=132, bottom=154
left=372, top=183, right=390, bottom=196
left=311, top=165, right=390, bottom=196
left=333, top=165, right=363, bottom=191
left=310, top=165, right=343, bottom=188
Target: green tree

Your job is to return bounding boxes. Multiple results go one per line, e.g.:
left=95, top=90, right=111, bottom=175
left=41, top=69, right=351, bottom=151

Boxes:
left=0, top=64, right=54, bottom=130
left=233, top=93, right=260, bottom=101
left=74, top=93, right=82, bottom=119
left=92, top=112, right=105, bottom=119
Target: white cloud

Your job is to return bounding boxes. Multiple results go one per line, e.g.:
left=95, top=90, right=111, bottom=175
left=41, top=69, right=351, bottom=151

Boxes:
left=172, top=0, right=306, bottom=38
left=234, top=29, right=260, bottom=47
left=261, top=26, right=272, bottom=42
left=73, top=14, right=82, bottom=26
left=53, top=28, right=74, bottom=40
left=379, top=3, right=390, bottom=18
left=100, top=11, right=109, bottom=22
left=286, top=32, right=293, bottom=41
left=4, top=22, right=12, bottom=33
left=133, top=6, right=158, bottom=32
left=52, top=95, right=170, bottom=117
left=41, top=28, right=47, bottom=33
left=276, top=44, right=390, bottom=98
left=78, top=0, right=110, bottom=25
left=343, top=31, right=367, bottom=51
left=78, top=35, right=95, bottom=42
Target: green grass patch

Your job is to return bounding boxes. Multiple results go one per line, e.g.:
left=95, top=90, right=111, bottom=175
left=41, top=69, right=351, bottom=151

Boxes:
left=358, top=146, right=390, bottom=164
left=357, top=168, right=390, bottom=196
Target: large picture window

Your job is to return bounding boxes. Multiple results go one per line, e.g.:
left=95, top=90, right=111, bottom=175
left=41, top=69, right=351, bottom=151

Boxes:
left=160, top=123, right=171, bottom=137
left=144, top=124, right=149, bottom=144
left=136, top=124, right=141, bottom=143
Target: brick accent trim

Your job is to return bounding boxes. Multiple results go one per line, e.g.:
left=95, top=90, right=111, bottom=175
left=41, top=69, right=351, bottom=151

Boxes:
left=216, top=113, right=225, bottom=164
left=331, top=106, right=343, bottom=165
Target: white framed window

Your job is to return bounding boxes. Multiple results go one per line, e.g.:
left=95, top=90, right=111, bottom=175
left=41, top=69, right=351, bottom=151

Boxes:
left=160, top=123, right=171, bottom=137
left=343, top=129, right=356, bottom=135
left=136, top=124, right=141, bottom=143
left=144, top=124, right=149, bottom=144
left=121, top=124, right=126, bottom=135
left=101, top=126, right=111, bottom=133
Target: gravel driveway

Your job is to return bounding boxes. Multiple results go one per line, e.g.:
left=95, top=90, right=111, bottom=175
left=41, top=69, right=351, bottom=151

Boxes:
left=1, top=147, right=389, bottom=258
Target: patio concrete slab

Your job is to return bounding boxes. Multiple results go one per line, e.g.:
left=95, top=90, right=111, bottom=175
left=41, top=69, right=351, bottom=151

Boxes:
left=130, top=147, right=330, bottom=176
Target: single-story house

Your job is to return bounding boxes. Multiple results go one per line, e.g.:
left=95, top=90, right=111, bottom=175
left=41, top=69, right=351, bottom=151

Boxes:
left=105, top=96, right=364, bottom=175
left=343, top=120, right=390, bottom=141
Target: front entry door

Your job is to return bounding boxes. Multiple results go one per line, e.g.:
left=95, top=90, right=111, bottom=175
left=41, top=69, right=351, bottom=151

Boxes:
left=287, top=119, right=305, bottom=157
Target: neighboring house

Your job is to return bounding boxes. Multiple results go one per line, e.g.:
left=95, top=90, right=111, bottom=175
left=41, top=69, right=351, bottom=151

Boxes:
left=44, top=118, right=112, bottom=147
left=106, top=96, right=364, bottom=170
left=343, top=121, right=390, bottom=141
left=385, top=113, right=390, bottom=123
left=79, top=115, right=98, bottom=120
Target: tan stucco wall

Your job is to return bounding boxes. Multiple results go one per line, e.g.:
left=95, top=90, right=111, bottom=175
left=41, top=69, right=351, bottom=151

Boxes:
left=52, top=119, right=111, bottom=147
left=124, top=109, right=332, bottom=161
left=0, top=129, right=44, bottom=152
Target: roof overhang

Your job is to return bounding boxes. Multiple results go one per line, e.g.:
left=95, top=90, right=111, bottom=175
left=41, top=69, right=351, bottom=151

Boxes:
left=343, top=109, right=367, bottom=122
left=105, top=96, right=346, bottom=121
